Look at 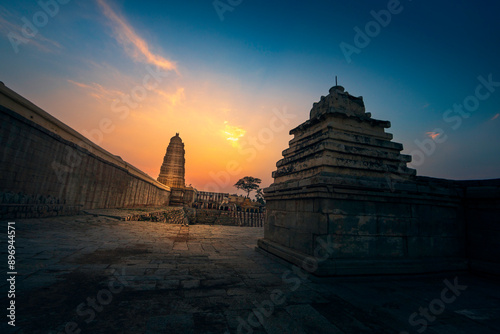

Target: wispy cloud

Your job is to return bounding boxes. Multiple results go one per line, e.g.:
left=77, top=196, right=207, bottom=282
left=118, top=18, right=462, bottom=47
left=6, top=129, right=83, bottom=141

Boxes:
left=69, top=77, right=185, bottom=107
left=491, top=113, right=500, bottom=121
left=0, top=6, right=62, bottom=53
left=96, top=0, right=177, bottom=72
left=426, top=131, right=440, bottom=140
left=71, top=3, right=183, bottom=108
left=153, top=87, right=185, bottom=105
left=68, top=79, right=125, bottom=100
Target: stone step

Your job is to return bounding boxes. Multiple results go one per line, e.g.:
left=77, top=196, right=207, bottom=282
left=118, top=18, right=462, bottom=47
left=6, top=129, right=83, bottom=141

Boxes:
left=273, top=156, right=415, bottom=181
left=289, top=116, right=393, bottom=145
left=283, top=128, right=403, bottom=157
left=277, top=140, right=412, bottom=168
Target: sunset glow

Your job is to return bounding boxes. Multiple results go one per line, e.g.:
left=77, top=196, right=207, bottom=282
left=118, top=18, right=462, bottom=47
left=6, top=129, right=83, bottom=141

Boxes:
left=222, top=121, right=246, bottom=146
left=1, top=0, right=500, bottom=192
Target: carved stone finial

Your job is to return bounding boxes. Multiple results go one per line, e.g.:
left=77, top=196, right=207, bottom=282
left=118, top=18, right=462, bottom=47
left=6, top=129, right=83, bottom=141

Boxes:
left=309, top=86, right=365, bottom=119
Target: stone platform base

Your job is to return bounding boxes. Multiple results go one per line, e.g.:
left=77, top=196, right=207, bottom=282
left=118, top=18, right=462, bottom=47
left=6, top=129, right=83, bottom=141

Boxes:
left=257, top=238, right=468, bottom=276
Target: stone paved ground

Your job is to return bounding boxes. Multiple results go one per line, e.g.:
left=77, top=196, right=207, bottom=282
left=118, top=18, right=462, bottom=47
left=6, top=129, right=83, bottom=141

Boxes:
left=1, top=214, right=500, bottom=334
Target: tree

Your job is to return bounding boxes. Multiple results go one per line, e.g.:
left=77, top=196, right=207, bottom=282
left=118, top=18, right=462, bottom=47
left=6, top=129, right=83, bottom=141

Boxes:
left=255, top=188, right=265, bottom=205
left=234, top=176, right=261, bottom=198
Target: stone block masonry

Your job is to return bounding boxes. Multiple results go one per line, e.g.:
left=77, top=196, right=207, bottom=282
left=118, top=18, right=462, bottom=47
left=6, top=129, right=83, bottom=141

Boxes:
left=82, top=207, right=186, bottom=223
left=193, top=208, right=264, bottom=227
left=0, top=83, right=171, bottom=219
left=157, top=133, right=185, bottom=189
left=259, top=85, right=500, bottom=276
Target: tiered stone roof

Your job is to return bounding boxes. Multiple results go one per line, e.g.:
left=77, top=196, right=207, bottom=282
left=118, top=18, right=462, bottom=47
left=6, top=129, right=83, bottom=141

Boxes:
left=158, top=133, right=185, bottom=188
left=272, top=86, right=415, bottom=185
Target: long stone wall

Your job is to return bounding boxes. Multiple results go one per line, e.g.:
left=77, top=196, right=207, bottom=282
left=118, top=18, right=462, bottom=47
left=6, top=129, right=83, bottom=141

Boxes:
left=0, top=83, right=170, bottom=219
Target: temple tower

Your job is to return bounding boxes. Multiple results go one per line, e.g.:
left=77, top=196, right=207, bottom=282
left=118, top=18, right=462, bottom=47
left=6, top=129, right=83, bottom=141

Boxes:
left=158, top=133, right=185, bottom=188
left=259, top=85, right=466, bottom=276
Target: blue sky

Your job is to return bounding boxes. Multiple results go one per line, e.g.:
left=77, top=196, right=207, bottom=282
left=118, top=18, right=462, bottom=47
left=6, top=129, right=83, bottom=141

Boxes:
left=1, top=0, right=499, bottom=191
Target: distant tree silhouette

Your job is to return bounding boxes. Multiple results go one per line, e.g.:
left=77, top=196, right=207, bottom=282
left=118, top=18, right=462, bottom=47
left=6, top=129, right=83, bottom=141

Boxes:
left=255, top=188, right=265, bottom=205
left=234, top=176, right=261, bottom=198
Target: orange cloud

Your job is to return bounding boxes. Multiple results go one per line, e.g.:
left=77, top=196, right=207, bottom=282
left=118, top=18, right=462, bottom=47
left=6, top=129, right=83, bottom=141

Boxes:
left=426, top=132, right=440, bottom=140
left=96, top=0, right=177, bottom=72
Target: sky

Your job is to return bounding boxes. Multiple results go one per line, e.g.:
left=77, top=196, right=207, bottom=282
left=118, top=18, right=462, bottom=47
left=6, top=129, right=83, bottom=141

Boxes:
left=1, top=0, right=499, bottom=194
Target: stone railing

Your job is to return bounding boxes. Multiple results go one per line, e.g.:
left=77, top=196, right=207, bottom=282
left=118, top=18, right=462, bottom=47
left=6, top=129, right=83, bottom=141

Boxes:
left=192, top=209, right=264, bottom=227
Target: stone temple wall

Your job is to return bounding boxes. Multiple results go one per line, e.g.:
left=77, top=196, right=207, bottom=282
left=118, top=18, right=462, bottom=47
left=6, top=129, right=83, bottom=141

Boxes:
left=0, top=83, right=171, bottom=219
left=259, top=85, right=500, bottom=276
left=458, top=179, right=500, bottom=275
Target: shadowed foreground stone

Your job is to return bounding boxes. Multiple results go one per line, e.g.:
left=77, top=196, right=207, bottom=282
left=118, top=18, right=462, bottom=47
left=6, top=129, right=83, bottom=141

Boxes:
left=1, top=213, right=499, bottom=333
